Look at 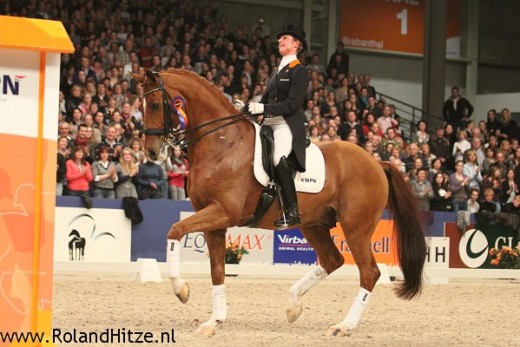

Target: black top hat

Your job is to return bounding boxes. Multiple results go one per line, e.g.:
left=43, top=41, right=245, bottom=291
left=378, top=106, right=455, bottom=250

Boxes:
left=276, top=24, right=308, bottom=51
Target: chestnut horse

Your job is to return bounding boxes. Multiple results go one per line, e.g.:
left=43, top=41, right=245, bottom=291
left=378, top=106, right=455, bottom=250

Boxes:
left=133, top=69, right=426, bottom=338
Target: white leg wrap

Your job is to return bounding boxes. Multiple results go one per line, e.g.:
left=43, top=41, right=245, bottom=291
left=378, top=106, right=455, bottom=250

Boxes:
left=289, top=266, right=328, bottom=300
left=210, top=284, right=227, bottom=322
left=166, top=239, right=181, bottom=278
left=167, top=240, right=183, bottom=293
left=342, top=288, right=371, bottom=330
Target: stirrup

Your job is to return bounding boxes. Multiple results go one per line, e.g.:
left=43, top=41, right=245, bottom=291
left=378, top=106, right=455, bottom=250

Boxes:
left=275, top=211, right=290, bottom=230
left=274, top=208, right=300, bottom=229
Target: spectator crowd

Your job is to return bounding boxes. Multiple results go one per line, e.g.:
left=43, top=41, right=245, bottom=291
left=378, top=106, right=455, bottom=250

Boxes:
left=3, top=0, right=520, bottom=216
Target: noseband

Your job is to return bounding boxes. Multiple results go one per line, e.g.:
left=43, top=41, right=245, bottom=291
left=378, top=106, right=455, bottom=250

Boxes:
left=142, top=71, right=252, bottom=150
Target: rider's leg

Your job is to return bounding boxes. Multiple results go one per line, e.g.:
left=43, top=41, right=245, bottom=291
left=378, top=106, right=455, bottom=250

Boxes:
left=264, top=117, right=300, bottom=227
left=274, top=156, right=300, bottom=227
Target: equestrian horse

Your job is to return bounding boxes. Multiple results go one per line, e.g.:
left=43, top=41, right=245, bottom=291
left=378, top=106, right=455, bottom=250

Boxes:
left=132, top=69, right=426, bottom=338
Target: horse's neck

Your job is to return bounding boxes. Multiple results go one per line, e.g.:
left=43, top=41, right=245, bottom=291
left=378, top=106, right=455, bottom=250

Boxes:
left=187, top=119, right=252, bottom=163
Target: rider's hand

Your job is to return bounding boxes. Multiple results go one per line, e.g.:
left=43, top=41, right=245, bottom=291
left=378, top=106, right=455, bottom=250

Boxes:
left=244, top=102, right=264, bottom=115
left=233, top=99, right=245, bottom=112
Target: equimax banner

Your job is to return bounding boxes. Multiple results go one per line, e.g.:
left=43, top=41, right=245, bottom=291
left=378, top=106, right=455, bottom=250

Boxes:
left=179, top=212, right=274, bottom=264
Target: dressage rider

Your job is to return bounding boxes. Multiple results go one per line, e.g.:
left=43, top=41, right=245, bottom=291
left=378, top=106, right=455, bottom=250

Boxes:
left=244, top=25, right=309, bottom=228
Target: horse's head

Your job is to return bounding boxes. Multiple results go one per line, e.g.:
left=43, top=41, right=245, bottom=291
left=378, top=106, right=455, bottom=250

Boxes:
left=131, top=70, right=179, bottom=158
left=132, top=69, right=238, bottom=157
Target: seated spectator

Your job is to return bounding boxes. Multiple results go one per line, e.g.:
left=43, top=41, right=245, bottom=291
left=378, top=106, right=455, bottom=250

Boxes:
left=463, top=150, right=482, bottom=191
left=420, top=143, right=436, bottom=170
left=377, top=105, right=399, bottom=135
left=428, top=158, right=443, bottom=183
left=382, top=127, right=404, bottom=154
left=65, top=146, right=93, bottom=198
left=430, top=172, right=452, bottom=212
left=482, top=147, right=496, bottom=176
left=309, top=125, right=321, bottom=144
left=115, top=147, right=139, bottom=199
left=403, top=142, right=423, bottom=172
left=466, top=188, right=480, bottom=213
left=338, top=110, right=364, bottom=144
left=452, top=130, right=471, bottom=162
left=481, top=166, right=503, bottom=200
left=501, top=168, right=518, bottom=205
left=429, top=126, right=451, bottom=171
left=449, top=160, right=470, bottom=212
left=502, top=195, right=520, bottom=215
left=415, top=120, right=430, bottom=144
left=480, top=188, right=501, bottom=213
left=91, top=145, right=118, bottom=199
left=410, top=168, right=434, bottom=211
left=137, top=151, right=164, bottom=200
left=167, top=146, right=189, bottom=200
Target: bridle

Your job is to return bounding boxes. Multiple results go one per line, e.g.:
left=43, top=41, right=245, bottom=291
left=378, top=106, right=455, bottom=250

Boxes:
left=142, top=71, right=252, bottom=151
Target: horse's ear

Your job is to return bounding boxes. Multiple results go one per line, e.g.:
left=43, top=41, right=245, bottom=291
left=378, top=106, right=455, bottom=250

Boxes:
left=130, top=72, right=145, bottom=83
left=145, top=69, right=158, bottom=83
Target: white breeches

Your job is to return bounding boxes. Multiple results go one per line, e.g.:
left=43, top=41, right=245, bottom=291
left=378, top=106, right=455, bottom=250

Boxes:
left=264, top=116, right=293, bottom=166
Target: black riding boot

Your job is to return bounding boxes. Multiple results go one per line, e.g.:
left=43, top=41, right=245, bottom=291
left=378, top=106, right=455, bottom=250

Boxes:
left=274, top=157, right=301, bottom=228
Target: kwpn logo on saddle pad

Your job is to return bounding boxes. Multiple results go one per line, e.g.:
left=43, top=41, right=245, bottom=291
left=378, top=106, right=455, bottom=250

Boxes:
left=273, top=229, right=317, bottom=265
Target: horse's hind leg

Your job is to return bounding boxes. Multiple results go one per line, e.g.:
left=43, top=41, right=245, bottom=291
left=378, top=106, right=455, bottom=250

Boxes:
left=196, top=229, right=227, bottom=336
left=326, top=220, right=380, bottom=338
left=286, top=224, right=344, bottom=323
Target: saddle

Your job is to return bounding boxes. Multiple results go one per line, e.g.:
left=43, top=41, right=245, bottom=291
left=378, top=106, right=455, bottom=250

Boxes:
left=247, top=124, right=313, bottom=227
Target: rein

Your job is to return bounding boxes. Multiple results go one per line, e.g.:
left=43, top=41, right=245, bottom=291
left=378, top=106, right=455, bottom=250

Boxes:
left=143, top=72, right=252, bottom=150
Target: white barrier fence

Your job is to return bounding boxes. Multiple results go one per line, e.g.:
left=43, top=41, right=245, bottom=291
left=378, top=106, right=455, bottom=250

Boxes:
left=54, top=261, right=520, bottom=283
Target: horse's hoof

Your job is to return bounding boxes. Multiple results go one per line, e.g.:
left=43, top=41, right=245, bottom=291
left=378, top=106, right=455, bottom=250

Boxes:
left=325, top=324, right=351, bottom=339
left=196, top=320, right=222, bottom=336
left=286, top=301, right=302, bottom=323
left=196, top=325, right=215, bottom=336
left=175, top=281, right=190, bottom=304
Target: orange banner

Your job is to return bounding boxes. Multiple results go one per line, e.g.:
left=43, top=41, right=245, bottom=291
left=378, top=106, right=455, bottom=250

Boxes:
left=0, top=134, right=56, bottom=344
left=329, top=220, right=398, bottom=265
left=340, top=0, right=460, bottom=56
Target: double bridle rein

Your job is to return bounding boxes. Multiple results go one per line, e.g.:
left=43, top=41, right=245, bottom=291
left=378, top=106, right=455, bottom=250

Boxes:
left=142, top=71, right=251, bottom=151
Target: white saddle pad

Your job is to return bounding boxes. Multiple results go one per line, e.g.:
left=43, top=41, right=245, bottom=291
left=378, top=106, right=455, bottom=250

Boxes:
left=252, top=123, right=325, bottom=193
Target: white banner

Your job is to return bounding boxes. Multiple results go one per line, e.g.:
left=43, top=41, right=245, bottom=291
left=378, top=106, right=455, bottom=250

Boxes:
left=0, top=48, right=40, bottom=138
left=54, top=207, right=131, bottom=262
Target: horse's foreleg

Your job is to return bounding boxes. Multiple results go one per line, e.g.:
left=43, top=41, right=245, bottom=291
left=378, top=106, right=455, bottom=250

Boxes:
left=166, top=239, right=190, bottom=304
left=196, top=229, right=227, bottom=336
left=166, top=204, right=231, bottom=305
left=286, top=225, right=344, bottom=323
left=326, top=222, right=380, bottom=338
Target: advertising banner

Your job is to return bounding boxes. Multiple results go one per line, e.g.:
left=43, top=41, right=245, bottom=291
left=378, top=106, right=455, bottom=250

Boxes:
left=54, top=207, right=131, bottom=262
left=179, top=212, right=274, bottom=264
left=273, top=229, right=317, bottom=265
left=445, top=222, right=519, bottom=269
left=329, top=220, right=397, bottom=265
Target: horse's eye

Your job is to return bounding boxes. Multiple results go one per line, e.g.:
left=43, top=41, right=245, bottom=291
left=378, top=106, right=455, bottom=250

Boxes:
left=150, top=103, right=160, bottom=110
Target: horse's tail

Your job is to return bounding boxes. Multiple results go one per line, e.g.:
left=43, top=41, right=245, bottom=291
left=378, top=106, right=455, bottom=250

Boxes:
left=381, top=162, right=426, bottom=299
